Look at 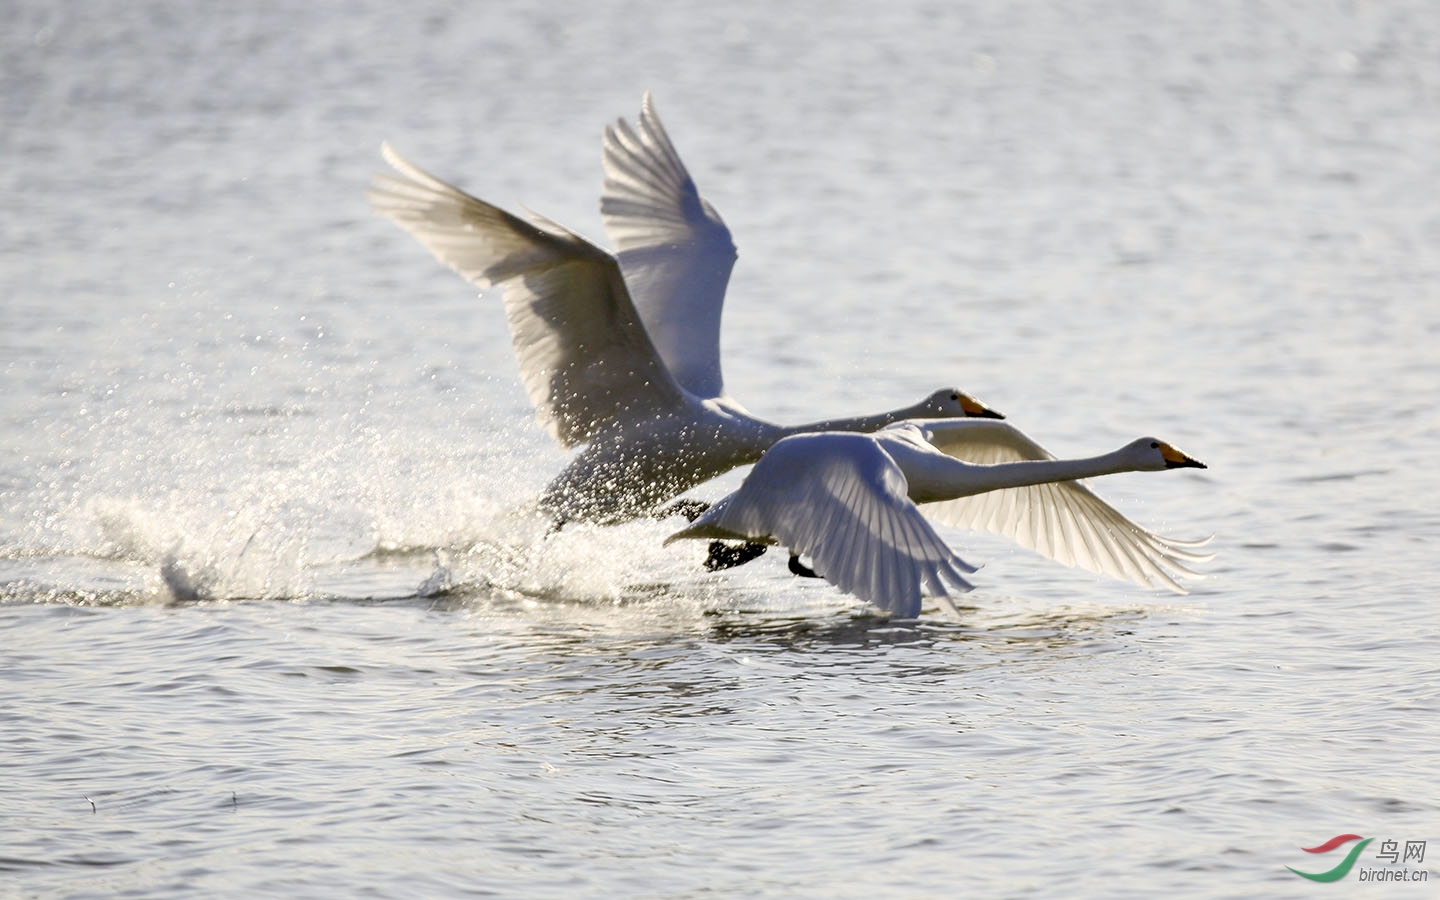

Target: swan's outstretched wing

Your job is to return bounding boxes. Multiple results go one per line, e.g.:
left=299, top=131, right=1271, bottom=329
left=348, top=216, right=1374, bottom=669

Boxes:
left=601, top=92, right=737, bottom=399
left=369, top=144, right=688, bottom=448
left=668, top=433, right=976, bottom=617
left=915, top=419, right=1214, bottom=593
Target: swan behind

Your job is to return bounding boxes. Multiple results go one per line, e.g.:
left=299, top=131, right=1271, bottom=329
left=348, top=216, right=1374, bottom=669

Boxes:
left=369, top=95, right=1001, bottom=524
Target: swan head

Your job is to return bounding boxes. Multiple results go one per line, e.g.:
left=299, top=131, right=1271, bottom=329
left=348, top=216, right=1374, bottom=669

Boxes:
left=1126, top=438, right=1207, bottom=471
left=919, top=389, right=1005, bottom=420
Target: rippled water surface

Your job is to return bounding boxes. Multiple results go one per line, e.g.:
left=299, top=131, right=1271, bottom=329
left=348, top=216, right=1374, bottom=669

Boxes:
left=4, top=1, right=1439, bottom=896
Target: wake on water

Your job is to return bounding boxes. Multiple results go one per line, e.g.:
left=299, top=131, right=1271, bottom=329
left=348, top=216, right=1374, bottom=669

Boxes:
left=0, top=403, right=775, bottom=612
left=79, top=491, right=745, bottom=611
left=1, top=452, right=839, bottom=624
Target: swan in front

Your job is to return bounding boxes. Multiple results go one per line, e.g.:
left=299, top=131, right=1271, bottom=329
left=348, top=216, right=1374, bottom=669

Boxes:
left=666, top=419, right=1212, bottom=617
left=368, top=94, right=1000, bottom=524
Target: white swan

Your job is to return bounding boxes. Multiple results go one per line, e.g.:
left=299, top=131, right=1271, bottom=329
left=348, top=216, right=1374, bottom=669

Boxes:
left=666, top=419, right=1212, bottom=617
left=368, top=94, right=1001, bottom=524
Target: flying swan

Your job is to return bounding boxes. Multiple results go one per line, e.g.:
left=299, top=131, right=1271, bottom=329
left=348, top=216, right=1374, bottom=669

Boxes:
left=368, top=94, right=999, bottom=524
left=666, top=419, right=1212, bottom=617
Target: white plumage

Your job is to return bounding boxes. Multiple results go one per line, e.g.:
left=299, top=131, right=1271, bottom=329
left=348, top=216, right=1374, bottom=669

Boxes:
left=600, top=94, right=737, bottom=400
left=668, top=419, right=1212, bottom=617
left=369, top=94, right=1001, bottom=524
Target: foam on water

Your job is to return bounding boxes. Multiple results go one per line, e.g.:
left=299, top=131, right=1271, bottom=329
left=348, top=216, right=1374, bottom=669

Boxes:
left=11, top=425, right=728, bottom=611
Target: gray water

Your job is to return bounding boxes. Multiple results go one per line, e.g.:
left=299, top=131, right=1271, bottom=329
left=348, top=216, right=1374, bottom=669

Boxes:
left=3, top=1, right=1439, bottom=896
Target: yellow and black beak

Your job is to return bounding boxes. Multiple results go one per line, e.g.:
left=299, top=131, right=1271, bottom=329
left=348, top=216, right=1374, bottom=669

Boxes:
left=960, top=394, right=1005, bottom=420
left=1159, top=442, right=1207, bottom=469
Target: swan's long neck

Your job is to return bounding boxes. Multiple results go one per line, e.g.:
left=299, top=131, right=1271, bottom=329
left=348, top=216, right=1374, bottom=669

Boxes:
left=912, top=449, right=1141, bottom=504
left=781, top=404, right=922, bottom=441
left=733, top=400, right=944, bottom=467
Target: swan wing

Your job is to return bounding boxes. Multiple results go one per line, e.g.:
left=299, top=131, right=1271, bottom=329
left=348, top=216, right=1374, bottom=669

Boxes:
left=670, top=433, right=976, bottom=617
left=916, top=420, right=1214, bottom=593
left=369, top=143, right=688, bottom=447
left=601, top=92, right=737, bottom=399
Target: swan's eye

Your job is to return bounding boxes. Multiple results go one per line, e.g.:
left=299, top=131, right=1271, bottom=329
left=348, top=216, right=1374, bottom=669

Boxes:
left=950, top=393, right=960, bottom=401
left=1150, top=441, right=1160, bottom=449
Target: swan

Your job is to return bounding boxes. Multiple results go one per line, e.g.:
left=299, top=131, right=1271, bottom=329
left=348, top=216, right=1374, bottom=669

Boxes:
left=666, top=419, right=1212, bottom=617
left=368, top=94, right=1001, bottom=524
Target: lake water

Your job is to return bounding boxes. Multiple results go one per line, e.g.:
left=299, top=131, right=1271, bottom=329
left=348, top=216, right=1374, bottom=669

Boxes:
left=3, top=1, right=1438, bottom=896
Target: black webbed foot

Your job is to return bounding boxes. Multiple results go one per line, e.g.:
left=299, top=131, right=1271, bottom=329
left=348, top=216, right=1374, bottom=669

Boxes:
left=787, top=554, right=821, bottom=579
left=656, top=499, right=711, bottom=523
left=704, top=541, right=769, bottom=571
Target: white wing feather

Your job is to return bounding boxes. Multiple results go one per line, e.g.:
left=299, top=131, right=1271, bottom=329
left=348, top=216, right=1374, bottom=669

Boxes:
left=368, top=143, right=688, bottom=447
left=915, top=419, right=1214, bottom=592
left=669, top=433, right=976, bottom=617
left=601, top=92, right=737, bottom=399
